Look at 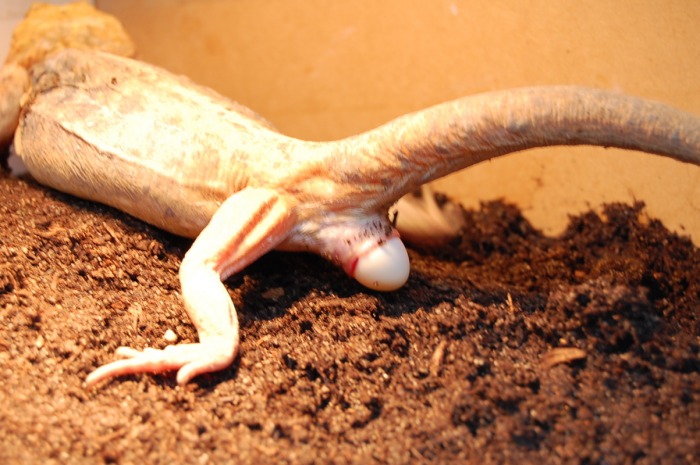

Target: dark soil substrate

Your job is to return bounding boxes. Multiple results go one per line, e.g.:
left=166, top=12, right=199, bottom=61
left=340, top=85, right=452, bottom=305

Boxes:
left=0, top=171, right=698, bottom=464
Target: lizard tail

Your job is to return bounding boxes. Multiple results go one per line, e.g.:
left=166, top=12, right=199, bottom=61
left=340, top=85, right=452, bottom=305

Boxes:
left=335, top=86, right=700, bottom=206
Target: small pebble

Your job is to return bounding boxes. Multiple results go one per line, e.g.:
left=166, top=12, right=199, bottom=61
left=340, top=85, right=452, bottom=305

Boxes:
left=164, top=329, right=178, bottom=343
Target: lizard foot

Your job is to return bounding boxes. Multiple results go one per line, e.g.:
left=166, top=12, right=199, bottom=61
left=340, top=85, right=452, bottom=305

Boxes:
left=85, top=337, right=237, bottom=387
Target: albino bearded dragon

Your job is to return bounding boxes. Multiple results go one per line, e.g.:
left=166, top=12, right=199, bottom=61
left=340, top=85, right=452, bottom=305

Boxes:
left=2, top=4, right=699, bottom=387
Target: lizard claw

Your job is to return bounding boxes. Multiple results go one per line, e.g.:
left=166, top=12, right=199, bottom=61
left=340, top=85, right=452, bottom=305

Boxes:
left=85, top=337, right=237, bottom=387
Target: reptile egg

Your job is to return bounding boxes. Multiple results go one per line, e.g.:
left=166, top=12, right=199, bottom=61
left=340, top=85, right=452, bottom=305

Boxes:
left=353, top=237, right=410, bottom=291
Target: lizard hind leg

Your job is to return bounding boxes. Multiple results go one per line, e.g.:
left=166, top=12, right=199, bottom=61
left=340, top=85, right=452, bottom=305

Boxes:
left=85, top=187, right=296, bottom=387
left=393, top=185, right=466, bottom=247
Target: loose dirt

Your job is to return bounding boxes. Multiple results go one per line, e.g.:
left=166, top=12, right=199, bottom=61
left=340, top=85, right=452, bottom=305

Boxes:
left=1, top=170, right=698, bottom=464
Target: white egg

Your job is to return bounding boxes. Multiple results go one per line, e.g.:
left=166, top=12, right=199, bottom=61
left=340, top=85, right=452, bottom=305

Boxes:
left=353, top=237, right=410, bottom=291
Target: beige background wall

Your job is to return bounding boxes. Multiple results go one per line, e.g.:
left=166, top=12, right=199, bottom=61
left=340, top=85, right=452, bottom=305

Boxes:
left=97, top=0, right=700, bottom=242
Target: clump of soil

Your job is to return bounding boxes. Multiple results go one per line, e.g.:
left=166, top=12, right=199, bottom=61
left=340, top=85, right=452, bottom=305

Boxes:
left=0, top=171, right=698, bottom=464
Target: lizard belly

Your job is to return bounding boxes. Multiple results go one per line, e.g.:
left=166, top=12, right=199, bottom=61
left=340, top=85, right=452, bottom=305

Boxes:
left=16, top=108, right=220, bottom=237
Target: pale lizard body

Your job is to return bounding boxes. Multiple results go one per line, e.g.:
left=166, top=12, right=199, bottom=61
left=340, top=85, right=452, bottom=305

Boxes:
left=7, top=49, right=699, bottom=387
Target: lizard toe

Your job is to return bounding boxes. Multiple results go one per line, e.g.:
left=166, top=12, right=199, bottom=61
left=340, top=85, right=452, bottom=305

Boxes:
left=85, top=339, right=237, bottom=387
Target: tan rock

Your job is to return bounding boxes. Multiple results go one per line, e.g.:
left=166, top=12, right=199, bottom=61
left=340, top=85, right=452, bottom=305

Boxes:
left=1, top=2, right=135, bottom=150
left=4, top=2, right=136, bottom=68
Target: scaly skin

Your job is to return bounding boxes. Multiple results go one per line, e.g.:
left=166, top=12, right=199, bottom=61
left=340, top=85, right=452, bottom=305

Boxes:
left=8, top=49, right=700, bottom=387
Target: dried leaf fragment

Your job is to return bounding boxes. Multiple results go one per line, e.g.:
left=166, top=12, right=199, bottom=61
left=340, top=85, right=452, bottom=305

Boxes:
left=541, top=347, right=587, bottom=369
left=5, top=2, right=136, bottom=68
left=429, top=340, right=448, bottom=377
